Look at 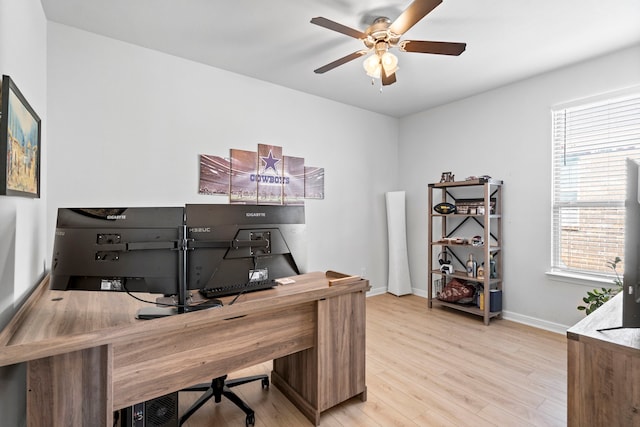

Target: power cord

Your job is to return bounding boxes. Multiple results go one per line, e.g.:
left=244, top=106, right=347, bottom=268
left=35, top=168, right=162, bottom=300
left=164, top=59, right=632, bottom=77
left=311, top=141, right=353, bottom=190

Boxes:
left=228, top=256, right=260, bottom=306
left=122, top=283, right=223, bottom=310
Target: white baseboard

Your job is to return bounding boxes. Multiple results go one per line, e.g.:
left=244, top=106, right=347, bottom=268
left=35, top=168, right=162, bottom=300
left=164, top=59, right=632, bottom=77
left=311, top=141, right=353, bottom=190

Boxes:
left=501, top=311, right=569, bottom=335
left=368, top=289, right=569, bottom=335
left=412, top=288, right=428, bottom=298
left=367, top=286, right=388, bottom=297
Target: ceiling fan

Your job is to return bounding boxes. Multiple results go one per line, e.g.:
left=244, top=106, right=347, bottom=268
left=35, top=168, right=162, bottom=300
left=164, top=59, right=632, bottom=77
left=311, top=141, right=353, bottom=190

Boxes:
left=311, top=0, right=466, bottom=86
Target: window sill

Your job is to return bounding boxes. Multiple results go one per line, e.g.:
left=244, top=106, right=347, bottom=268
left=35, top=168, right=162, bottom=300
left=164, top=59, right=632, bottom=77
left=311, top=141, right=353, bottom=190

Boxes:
left=546, top=271, right=615, bottom=288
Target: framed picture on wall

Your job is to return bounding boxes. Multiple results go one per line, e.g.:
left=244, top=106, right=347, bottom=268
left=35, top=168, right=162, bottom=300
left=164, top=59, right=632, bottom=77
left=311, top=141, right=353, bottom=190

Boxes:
left=0, top=75, right=41, bottom=198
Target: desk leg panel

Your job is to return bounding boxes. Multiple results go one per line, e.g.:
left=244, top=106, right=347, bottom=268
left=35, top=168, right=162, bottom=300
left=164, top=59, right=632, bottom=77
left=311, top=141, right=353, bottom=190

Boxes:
left=272, top=346, right=318, bottom=405
left=27, top=345, right=112, bottom=427
left=567, top=338, right=580, bottom=427
left=272, top=368, right=320, bottom=426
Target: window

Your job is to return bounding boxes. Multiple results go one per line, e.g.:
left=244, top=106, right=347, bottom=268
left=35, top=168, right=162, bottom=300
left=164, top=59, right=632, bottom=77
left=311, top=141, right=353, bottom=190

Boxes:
left=551, top=90, right=640, bottom=280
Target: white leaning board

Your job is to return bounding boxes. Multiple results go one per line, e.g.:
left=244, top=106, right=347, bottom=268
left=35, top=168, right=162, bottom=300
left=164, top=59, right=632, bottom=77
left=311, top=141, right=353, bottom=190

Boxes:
left=385, top=191, right=412, bottom=296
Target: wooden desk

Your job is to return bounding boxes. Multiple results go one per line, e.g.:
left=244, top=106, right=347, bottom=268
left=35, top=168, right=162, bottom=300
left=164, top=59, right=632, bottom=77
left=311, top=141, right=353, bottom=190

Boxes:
left=567, top=293, right=640, bottom=426
left=0, top=271, right=369, bottom=426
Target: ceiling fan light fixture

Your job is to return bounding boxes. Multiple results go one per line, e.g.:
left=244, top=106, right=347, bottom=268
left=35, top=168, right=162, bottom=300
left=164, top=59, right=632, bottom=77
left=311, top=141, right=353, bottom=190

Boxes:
left=363, top=51, right=397, bottom=79
left=381, top=51, right=398, bottom=75
left=363, top=54, right=382, bottom=78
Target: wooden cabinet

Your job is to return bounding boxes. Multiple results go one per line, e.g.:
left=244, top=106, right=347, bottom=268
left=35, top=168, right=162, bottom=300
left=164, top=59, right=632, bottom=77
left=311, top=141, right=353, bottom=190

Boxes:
left=271, top=286, right=367, bottom=425
left=567, top=293, right=640, bottom=426
left=427, top=178, right=503, bottom=325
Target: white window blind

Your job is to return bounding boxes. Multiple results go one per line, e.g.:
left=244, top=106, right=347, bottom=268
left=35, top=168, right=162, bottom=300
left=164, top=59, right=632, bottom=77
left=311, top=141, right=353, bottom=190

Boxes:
left=551, top=91, right=640, bottom=278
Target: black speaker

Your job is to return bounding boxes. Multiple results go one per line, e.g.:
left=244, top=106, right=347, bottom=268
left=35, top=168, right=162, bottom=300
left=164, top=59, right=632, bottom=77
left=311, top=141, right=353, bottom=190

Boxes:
left=121, top=392, right=178, bottom=427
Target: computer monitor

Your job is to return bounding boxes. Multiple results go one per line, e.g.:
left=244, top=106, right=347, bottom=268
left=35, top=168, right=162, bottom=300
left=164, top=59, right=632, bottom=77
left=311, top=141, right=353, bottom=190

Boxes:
left=50, top=205, right=306, bottom=316
left=50, top=207, right=185, bottom=297
left=623, top=158, right=640, bottom=328
left=185, top=204, right=306, bottom=296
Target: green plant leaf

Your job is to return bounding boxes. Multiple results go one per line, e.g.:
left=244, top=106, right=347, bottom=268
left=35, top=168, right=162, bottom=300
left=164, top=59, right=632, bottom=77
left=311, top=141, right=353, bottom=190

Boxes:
left=578, top=257, right=624, bottom=315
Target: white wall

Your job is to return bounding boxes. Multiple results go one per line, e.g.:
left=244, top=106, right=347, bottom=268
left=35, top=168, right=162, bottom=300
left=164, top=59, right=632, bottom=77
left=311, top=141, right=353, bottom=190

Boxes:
left=0, top=0, right=48, bottom=425
left=0, top=6, right=631, bottom=424
left=46, top=23, right=400, bottom=294
left=399, top=44, right=640, bottom=331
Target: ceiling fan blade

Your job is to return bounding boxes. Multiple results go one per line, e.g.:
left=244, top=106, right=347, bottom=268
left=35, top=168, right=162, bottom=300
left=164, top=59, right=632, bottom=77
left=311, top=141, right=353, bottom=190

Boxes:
left=381, top=67, right=397, bottom=86
left=389, top=0, right=442, bottom=35
left=310, top=17, right=367, bottom=39
left=314, top=50, right=368, bottom=74
left=399, top=40, right=466, bottom=56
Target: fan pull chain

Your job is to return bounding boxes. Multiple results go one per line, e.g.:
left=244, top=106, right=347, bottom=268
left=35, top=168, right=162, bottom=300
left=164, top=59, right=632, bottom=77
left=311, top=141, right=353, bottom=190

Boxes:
left=368, top=78, right=384, bottom=93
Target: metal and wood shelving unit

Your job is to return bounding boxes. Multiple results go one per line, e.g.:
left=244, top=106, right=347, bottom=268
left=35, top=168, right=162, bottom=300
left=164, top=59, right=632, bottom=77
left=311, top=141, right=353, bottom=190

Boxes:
left=427, top=178, right=503, bottom=325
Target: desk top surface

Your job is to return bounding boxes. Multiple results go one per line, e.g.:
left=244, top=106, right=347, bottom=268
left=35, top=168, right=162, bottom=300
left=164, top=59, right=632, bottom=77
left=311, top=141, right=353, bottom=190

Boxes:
left=567, top=292, right=640, bottom=351
left=0, top=271, right=368, bottom=367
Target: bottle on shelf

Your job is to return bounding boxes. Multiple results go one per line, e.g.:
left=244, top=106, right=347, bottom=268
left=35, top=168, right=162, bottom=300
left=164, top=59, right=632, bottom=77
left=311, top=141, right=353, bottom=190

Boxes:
left=466, top=254, right=477, bottom=278
left=489, top=254, right=497, bottom=278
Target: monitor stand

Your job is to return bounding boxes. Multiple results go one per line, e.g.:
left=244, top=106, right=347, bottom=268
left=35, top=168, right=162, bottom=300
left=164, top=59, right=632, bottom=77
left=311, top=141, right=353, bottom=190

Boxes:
left=135, top=296, right=222, bottom=319
left=136, top=306, right=178, bottom=319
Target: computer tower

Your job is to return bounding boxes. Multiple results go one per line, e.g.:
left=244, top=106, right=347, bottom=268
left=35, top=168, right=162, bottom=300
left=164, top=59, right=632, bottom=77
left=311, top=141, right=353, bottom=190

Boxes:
left=120, top=392, right=178, bottom=427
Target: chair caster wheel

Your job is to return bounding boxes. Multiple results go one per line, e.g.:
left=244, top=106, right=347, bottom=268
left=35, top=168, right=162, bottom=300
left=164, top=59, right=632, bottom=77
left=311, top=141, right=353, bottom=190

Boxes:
left=261, top=377, right=270, bottom=389
left=246, top=413, right=255, bottom=427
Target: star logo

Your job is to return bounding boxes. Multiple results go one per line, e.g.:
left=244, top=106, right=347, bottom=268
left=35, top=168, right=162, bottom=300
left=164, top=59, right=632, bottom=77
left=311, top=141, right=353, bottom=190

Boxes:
left=261, top=150, right=281, bottom=174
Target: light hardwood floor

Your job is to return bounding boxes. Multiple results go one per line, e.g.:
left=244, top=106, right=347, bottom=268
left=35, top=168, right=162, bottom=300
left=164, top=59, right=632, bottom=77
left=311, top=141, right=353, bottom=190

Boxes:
left=180, top=293, right=567, bottom=427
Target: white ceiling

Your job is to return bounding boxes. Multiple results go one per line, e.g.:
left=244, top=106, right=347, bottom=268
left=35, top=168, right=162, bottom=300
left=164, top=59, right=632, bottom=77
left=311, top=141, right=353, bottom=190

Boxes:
left=40, top=0, right=640, bottom=118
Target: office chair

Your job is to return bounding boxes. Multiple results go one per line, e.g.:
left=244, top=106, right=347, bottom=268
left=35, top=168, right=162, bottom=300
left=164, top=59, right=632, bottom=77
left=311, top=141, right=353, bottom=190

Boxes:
left=179, top=374, right=269, bottom=427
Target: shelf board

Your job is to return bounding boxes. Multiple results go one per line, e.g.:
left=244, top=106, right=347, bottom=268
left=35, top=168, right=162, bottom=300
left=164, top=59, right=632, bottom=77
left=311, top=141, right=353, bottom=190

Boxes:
left=429, top=269, right=501, bottom=284
left=429, top=178, right=503, bottom=188
left=431, top=299, right=502, bottom=318
left=430, top=242, right=501, bottom=251
left=431, top=213, right=501, bottom=218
